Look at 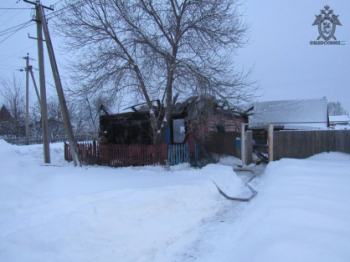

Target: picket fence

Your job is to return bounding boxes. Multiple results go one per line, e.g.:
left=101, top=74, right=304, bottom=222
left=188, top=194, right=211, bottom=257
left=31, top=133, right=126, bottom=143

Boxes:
left=167, top=143, right=190, bottom=166
left=64, top=142, right=190, bottom=167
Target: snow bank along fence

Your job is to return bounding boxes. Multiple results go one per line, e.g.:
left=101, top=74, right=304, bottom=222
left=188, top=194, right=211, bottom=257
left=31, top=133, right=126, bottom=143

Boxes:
left=240, top=123, right=350, bottom=163
left=205, top=123, right=350, bottom=165
left=5, top=135, right=94, bottom=146
left=273, top=129, right=350, bottom=160
left=64, top=142, right=190, bottom=167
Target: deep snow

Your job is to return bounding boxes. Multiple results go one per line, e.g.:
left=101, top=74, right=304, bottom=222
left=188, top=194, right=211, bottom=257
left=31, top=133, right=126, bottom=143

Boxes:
left=157, top=153, right=350, bottom=262
left=1, top=140, right=350, bottom=262
left=0, top=140, right=247, bottom=262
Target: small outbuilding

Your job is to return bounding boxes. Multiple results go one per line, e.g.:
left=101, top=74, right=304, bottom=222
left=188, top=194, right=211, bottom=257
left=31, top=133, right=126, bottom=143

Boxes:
left=247, top=98, right=329, bottom=149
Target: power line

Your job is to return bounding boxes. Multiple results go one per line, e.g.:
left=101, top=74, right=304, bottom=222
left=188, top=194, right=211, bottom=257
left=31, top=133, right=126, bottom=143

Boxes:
left=0, top=21, right=33, bottom=37
left=0, top=20, right=32, bottom=33
left=0, top=8, right=32, bottom=10
left=0, top=43, right=37, bottom=63
left=0, top=21, right=34, bottom=44
left=0, top=64, right=21, bottom=68
left=0, top=0, right=88, bottom=57
left=0, top=67, right=18, bottom=71
left=0, top=8, right=27, bottom=30
left=45, top=0, right=87, bottom=20
left=0, top=2, right=16, bottom=19
left=0, top=0, right=85, bottom=42
left=52, top=0, right=65, bottom=7
left=0, top=53, right=17, bottom=57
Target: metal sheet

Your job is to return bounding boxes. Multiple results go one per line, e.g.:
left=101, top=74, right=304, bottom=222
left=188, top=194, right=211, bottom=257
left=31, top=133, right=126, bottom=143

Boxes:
left=173, top=119, right=185, bottom=143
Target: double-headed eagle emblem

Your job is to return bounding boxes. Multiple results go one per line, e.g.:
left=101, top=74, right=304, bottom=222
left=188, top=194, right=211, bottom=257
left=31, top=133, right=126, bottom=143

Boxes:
left=312, top=5, right=342, bottom=41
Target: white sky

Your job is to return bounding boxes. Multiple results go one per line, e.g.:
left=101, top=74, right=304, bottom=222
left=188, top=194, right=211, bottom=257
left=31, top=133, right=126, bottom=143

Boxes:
left=235, top=0, right=350, bottom=112
left=0, top=0, right=349, bottom=113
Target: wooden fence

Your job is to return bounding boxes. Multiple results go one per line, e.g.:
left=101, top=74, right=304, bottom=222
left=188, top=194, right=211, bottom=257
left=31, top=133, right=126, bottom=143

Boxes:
left=65, top=142, right=169, bottom=167
left=273, top=130, right=350, bottom=160
left=206, top=132, right=252, bottom=164
left=167, top=143, right=190, bottom=166
left=206, top=132, right=241, bottom=157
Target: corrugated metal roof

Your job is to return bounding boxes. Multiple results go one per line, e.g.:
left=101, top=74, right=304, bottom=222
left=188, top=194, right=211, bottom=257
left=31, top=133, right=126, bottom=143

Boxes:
left=249, top=99, right=328, bottom=129
left=329, top=115, right=350, bottom=123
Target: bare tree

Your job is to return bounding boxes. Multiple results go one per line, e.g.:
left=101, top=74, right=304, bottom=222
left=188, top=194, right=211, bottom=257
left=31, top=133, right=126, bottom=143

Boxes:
left=29, top=100, right=42, bottom=137
left=67, top=92, right=117, bottom=137
left=30, top=95, right=78, bottom=138
left=46, top=97, right=65, bottom=137
left=82, top=92, right=116, bottom=133
left=328, top=101, right=345, bottom=116
left=55, top=0, right=257, bottom=144
left=0, top=74, right=26, bottom=137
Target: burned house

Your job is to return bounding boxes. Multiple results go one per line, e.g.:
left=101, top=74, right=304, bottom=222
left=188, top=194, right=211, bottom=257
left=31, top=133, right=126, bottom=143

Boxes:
left=99, top=102, right=158, bottom=145
left=98, top=96, right=247, bottom=150
left=98, top=99, right=190, bottom=145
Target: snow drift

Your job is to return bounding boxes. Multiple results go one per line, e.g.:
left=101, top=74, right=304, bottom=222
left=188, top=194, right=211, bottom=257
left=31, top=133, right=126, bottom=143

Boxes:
left=0, top=140, right=244, bottom=262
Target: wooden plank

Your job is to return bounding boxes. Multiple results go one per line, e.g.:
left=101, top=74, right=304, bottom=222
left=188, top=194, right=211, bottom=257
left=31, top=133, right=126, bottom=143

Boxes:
left=272, top=130, right=350, bottom=160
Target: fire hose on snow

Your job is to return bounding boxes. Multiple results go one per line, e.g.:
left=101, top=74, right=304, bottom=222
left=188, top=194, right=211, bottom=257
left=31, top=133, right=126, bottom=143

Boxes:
left=212, top=168, right=258, bottom=202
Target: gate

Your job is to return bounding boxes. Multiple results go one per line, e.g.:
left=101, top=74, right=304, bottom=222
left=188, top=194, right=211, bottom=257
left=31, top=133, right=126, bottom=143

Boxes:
left=167, top=143, right=190, bottom=166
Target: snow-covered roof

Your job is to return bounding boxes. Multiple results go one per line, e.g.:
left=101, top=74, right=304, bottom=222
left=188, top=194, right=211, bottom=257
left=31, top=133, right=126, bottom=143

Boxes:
left=329, top=115, right=350, bottom=123
left=249, top=99, right=328, bottom=129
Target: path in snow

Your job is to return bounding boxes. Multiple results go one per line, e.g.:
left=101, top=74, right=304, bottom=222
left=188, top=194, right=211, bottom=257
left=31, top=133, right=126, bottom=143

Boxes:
left=155, top=153, right=350, bottom=262
left=154, top=165, right=266, bottom=262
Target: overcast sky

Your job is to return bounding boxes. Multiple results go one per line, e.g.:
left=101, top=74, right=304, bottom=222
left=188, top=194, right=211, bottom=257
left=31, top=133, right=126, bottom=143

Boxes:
left=0, top=0, right=349, bottom=113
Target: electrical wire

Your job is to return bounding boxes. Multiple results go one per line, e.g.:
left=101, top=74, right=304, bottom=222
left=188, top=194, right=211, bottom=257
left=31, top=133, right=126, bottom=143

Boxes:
left=0, top=53, right=18, bottom=57
left=0, top=0, right=85, bottom=46
left=45, top=0, right=87, bottom=20
left=0, top=2, right=16, bottom=19
left=0, top=67, right=17, bottom=71
left=0, top=8, right=28, bottom=30
left=0, top=8, right=32, bottom=10
left=0, top=0, right=85, bottom=42
left=0, top=21, right=34, bottom=44
left=0, top=64, right=21, bottom=69
left=0, top=43, right=37, bottom=63
left=0, top=20, right=33, bottom=37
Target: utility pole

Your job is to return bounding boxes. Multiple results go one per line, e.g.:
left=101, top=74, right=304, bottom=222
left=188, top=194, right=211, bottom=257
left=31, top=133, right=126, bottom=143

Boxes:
left=40, top=5, right=80, bottom=166
left=24, top=0, right=80, bottom=166
left=36, top=2, right=50, bottom=164
left=268, top=123, right=274, bottom=163
left=24, top=0, right=51, bottom=163
left=28, top=66, right=41, bottom=108
left=24, top=53, right=30, bottom=138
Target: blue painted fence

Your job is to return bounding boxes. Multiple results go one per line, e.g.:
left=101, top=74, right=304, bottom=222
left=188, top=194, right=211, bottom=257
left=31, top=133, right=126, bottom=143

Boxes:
left=167, top=143, right=190, bottom=166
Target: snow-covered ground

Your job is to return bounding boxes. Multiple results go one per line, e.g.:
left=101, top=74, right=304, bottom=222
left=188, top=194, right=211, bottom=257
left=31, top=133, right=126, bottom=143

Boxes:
left=159, top=153, right=350, bottom=262
left=1, top=140, right=349, bottom=262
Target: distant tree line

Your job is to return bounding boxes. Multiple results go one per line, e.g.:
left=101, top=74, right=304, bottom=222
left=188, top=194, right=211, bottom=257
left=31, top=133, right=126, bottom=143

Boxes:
left=328, top=101, right=346, bottom=116
left=0, top=74, right=114, bottom=138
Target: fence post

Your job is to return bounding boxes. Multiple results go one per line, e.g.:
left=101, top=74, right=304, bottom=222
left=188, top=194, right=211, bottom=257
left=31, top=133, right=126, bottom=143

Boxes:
left=268, top=123, right=274, bottom=162
left=245, top=130, right=253, bottom=165
left=241, top=123, right=246, bottom=166
left=186, top=143, right=189, bottom=163
left=168, top=145, right=171, bottom=166
left=93, top=140, right=96, bottom=157
left=195, top=141, right=198, bottom=166
left=64, top=142, right=66, bottom=161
